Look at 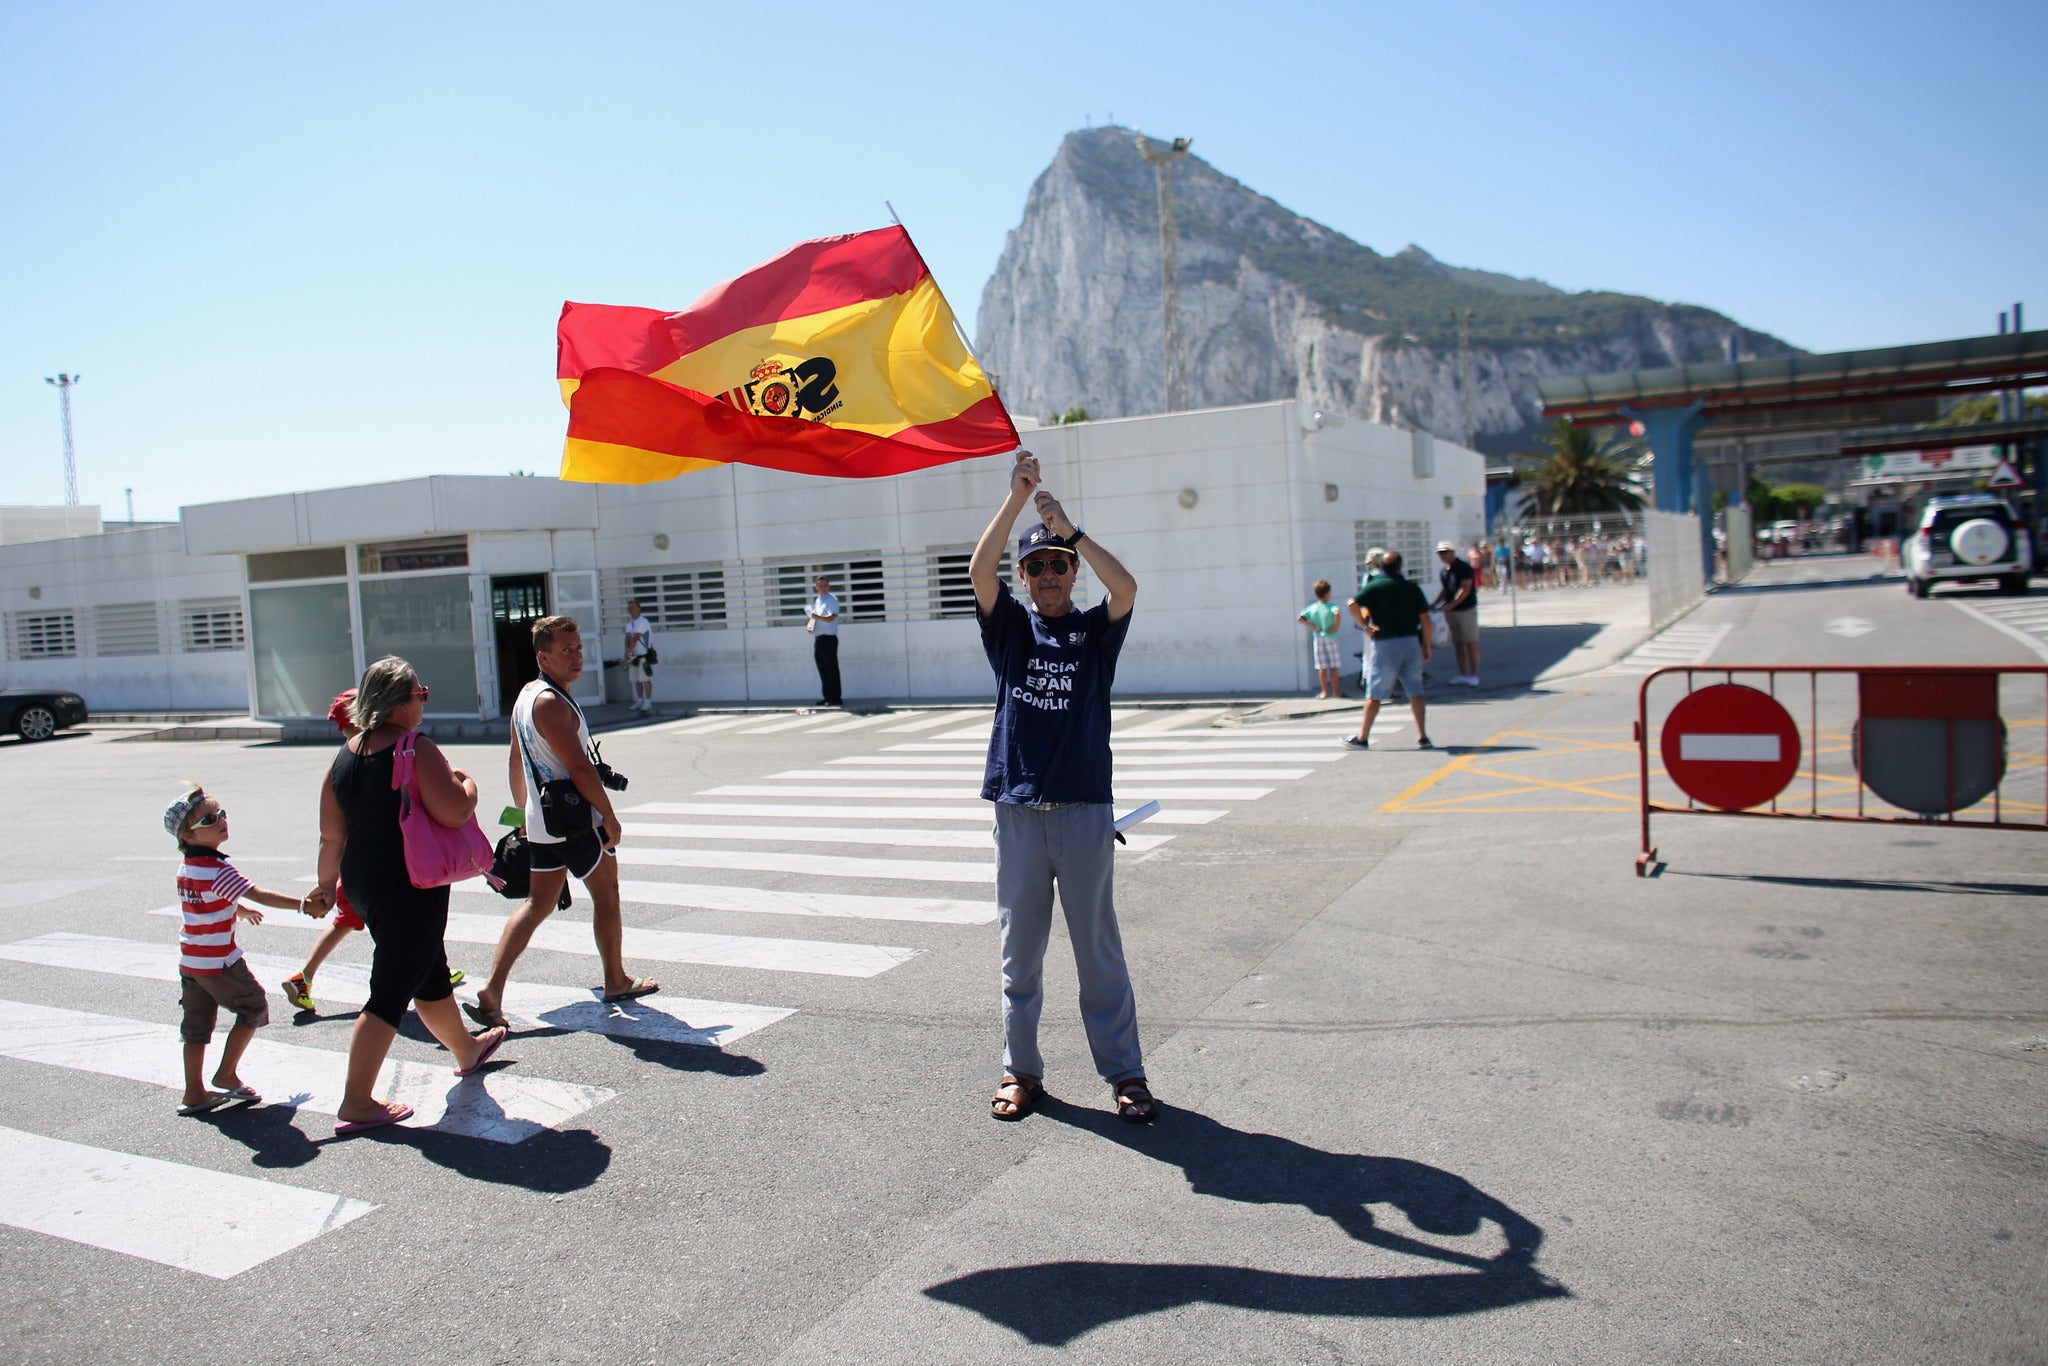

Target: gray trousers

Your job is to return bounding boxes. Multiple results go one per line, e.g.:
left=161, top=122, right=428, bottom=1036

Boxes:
left=993, top=801, right=1145, bottom=1085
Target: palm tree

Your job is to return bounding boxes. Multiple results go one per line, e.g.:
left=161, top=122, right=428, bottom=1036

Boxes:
left=1514, top=419, right=1645, bottom=514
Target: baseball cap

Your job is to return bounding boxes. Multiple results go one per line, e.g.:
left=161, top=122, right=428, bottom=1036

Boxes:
left=328, top=689, right=358, bottom=734
left=163, top=784, right=208, bottom=837
left=1016, top=524, right=1076, bottom=561
left=1436, top=540, right=1457, bottom=552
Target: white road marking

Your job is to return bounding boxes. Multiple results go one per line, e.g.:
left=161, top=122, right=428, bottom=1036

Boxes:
left=836, top=752, right=1335, bottom=767
left=621, top=801, right=1224, bottom=825
left=156, top=906, right=922, bottom=979
left=0, top=998, right=614, bottom=1144
left=932, top=724, right=995, bottom=741
left=772, top=767, right=1313, bottom=782
left=1116, top=708, right=1231, bottom=734
left=885, top=738, right=1344, bottom=752
left=647, top=714, right=759, bottom=735
left=1948, top=598, right=2048, bottom=662
left=0, top=934, right=792, bottom=1050
left=1604, top=623, right=1732, bottom=675
left=702, top=784, right=1275, bottom=801
left=624, top=821, right=1170, bottom=852
left=732, top=714, right=846, bottom=735
left=452, top=878, right=995, bottom=925
left=0, top=1126, right=378, bottom=1279
left=879, top=711, right=982, bottom=732
left=1824, top=616, right=1875, bottom=638
left=808, top=712, right=916, bottom=733
left=618, top=846, right=993, bottom=884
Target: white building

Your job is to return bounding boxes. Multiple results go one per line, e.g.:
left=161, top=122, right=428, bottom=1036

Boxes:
left=0, top=400, right=1483, bottom=717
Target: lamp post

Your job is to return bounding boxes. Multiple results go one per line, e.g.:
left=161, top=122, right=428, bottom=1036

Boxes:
left=44, top=373, right=80, bottom=507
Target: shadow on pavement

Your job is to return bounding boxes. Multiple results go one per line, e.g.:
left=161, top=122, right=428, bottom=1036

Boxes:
left=338, top=1123, right=613, bottom=1192
left=1670, top=871, right=2048, bottom=898
left=1715, top=573, right=1900, bottom=596
left=1445, top=622, right=1603, bottom=687
left=924, top=1100, right=1566, bottom=1343
left=201, top=1100, right=322, bottom=1170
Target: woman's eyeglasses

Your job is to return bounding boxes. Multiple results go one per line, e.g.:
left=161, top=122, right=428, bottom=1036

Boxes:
left=1022, top=557, right=1075, bottom=578
left=194, top=806, right=228, bottom=828
left=410, top=685, right=431, bottom=701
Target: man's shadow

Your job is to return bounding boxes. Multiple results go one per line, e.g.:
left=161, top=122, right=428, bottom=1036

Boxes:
left=924, top=1100, right=1566, bottom=1344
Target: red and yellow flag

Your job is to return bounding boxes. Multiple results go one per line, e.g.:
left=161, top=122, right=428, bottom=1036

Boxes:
left=556, top=226, right=1018, bottom=483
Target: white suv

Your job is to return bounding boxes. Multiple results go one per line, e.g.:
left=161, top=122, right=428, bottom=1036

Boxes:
left=1903, top=496, right=2032, bottom=598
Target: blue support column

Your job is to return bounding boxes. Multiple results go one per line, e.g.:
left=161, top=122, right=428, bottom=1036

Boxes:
left=1695, top=464, right=1718, bottom=584
left=1623, top=400, right=1710, bottom=513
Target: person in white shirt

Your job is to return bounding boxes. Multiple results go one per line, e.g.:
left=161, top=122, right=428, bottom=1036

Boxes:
left=624, top=599, right=654, bottom=714
left=805, top=575, right=841, bottom=706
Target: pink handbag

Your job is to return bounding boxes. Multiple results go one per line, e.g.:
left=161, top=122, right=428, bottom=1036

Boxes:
left=391, top=732, right=502, bottom=890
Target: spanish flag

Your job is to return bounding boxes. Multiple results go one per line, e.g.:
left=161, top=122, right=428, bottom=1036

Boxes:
left=557, top=226, right=1018, bottom=483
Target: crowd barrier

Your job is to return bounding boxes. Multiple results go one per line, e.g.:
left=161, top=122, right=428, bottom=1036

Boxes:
left=1634, top=664, right=2047, bottom=874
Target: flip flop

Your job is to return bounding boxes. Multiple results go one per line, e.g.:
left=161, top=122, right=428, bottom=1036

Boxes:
left=177, top=1092, right=230, bottom=1116
left=601, top=978, right=659, bottom=1003
left=213, top=1084, right=261, bottom=1104
left=454, top=1025, right=508, bottom=1077
left=463, top=1000, right=509, bottom=1030
left=334, top=1103, right=414, bottom=1135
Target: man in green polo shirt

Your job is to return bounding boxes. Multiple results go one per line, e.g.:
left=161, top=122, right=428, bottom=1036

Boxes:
left=1345, top=551, right=1432, bottom=750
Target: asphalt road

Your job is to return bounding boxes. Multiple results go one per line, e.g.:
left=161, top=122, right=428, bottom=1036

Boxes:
left=2, top=555, right=2043, bottom=1364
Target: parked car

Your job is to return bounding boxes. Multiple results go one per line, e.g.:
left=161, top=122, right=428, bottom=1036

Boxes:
left=1902, top=496, right=2033, bottom=598
left=1, top=689, right=89, bottom=742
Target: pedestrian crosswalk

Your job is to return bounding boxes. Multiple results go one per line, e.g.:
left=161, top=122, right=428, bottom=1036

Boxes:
left=1600, top=621, right=1731, bottom=675
left=0, top=705, right=1390, bottom=1278
left=1949, top=595, right=2048, bottom=661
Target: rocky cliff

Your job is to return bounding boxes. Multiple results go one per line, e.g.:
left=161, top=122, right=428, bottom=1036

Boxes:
left=976, top=128, right=1800, bottom=456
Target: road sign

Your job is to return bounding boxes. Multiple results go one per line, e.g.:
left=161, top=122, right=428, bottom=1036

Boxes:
left=1987, top=460, right=2023, bottom=489
left=1659, top=684, right=1801, bottom=811
left=1857, top=672, right=2005, bottom=815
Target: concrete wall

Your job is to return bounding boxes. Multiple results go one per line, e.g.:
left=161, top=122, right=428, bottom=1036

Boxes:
left=0, top=525, right=247, bottom=710
left=1645, top=510, right=1707, bottom=628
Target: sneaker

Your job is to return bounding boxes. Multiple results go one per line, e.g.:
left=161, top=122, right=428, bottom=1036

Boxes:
left=1417, top=736, right=1435, bottom=749
left=448, top=967, right=466, bottom=987
left=282, top=973, right=315, bottom=1012
left=1343, top=736, right=1370, bottom=749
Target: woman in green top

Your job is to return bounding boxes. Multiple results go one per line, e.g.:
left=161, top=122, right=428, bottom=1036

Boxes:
left=1297, top=579, right=1344, bottom=699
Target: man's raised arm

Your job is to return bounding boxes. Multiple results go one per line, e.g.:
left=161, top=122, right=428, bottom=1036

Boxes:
left=1034, top=487, right=1135, bottom=622
left=970, top=451, right=1040, bottom=613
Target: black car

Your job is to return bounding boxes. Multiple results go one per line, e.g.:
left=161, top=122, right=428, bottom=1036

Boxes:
left=2, top=689, right=89, bottom=742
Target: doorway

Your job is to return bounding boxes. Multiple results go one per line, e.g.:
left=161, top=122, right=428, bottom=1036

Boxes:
left=490, top=575, right=549, bottom=715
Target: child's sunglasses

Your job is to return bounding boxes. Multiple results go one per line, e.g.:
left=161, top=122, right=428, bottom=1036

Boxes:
left=193, top=806, right=228, bottom=828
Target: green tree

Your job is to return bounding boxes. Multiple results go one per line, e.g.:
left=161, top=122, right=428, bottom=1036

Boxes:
left=1513, top=419, right=1645, bottom=514
left=1045, top=406, right=1091, bottom=425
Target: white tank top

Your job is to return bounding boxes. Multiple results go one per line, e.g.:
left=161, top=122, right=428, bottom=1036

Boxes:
left=513, top=677, right=600, bottom=844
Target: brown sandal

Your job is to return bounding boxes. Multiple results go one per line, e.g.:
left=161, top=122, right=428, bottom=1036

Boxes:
left=990, top=1074, right=1043, bottom=1121
left=1112, top=1077, right=1158, bottom=1123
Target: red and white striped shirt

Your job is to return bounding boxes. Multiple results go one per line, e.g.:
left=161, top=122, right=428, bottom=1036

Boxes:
left=175, top=853, right=253, bottom=974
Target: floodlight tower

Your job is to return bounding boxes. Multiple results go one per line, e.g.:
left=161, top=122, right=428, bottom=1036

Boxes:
left=45, top=372, right=80, bottom=506
left=1134, top=135, right=1192, bottom=412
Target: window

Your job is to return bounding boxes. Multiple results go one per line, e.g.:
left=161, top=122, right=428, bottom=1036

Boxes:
left=6, top=611, right=77, bottom=660
left=932, top=553, right=978, bottom=618
left=357, top=536, right=469, bottom=575
left=247, top=547, right=346, bottom=583
left=787, top=559, right=885, bottom=623
left=359, top=576, right=479, bottom=715
left=94, top=602, right=161, bottom=656
left=1355, top=519, right=1432, bottom=583
left=614, top=566, right=729, bottom=631
left=180, top=598, right=247, bottom=652
left=249, top=584, right=353, bottom=716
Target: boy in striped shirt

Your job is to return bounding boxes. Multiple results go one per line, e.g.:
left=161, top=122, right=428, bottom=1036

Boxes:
left=165, top=785, right=326, bottom=1115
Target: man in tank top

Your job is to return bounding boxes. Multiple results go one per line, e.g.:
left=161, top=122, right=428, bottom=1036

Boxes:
left=466, top=614, right=658, bottom=1028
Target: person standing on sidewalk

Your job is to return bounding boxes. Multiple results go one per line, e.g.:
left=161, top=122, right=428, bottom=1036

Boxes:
left=805, top=575, right=841, bottom=707
left=969, top=450, right=1155, bottom=1125
left=1347, top=551, right=1433, bottom=750
left=1297, top=579, right=1344, bottom=699
left=1433, top=540, right=1481, bottom=686
left=624, top=599, right=655, bottom=714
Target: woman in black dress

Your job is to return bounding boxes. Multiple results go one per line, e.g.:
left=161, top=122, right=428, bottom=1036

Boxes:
left=314, top=656, right=507, bottom=1133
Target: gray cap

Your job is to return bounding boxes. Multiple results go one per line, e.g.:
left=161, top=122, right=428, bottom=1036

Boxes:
left=163, top=785, right=207, bottom=837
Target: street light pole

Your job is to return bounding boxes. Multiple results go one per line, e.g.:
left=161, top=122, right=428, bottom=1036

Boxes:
left=44, top=372, right=80, bottom=507
left=1134, top=135, right=1191, bottom=413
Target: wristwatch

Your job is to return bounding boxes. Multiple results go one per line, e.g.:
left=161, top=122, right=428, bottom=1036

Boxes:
left=1068, top=528, right=1087, bottom=548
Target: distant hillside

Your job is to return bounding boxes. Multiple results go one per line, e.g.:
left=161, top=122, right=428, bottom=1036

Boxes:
left=978, top=128, right=1801, bottom=456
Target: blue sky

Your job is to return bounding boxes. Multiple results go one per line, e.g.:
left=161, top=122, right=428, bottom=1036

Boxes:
left=3, top=1, right=2042, bottom=519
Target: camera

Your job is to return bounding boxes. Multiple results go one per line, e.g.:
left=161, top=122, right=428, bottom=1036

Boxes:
left=590, top=740, right=628, bottom=792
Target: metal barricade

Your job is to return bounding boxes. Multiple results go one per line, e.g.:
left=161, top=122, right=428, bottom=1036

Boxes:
left=1635, top=664, right=2048, bottom=874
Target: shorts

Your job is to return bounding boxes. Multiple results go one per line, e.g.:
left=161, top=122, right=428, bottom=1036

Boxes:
left=333, top=883, right=365, bottom=933
left=1364, top=635, right=1426, bottom=702
left=628, top=656, right=652, bottom=683
left=1312, top=634, right=1341, bottom=670
left=179, top=959, right=270, bottom=1044
left=1447, top=609, right=1479, bottom=645
left=529, top=824, right=609, bottom=879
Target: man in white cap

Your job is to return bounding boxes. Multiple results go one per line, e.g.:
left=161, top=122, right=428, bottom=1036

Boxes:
left=1433, top=541, right=1481, bottom=686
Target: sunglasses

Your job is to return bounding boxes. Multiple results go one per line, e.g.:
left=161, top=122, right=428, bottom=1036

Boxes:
left=410, top=685, right=431, bottom=701
left=1021, top=557, right=1075, bottom=578
left=193, top=806, right=228, bottom=828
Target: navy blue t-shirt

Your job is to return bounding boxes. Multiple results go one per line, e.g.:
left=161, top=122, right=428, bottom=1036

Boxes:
left=977, top=581, right=1132, bottom=804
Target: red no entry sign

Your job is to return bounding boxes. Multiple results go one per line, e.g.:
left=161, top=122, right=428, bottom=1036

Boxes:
left=1660, top=683, right=1802, bottom=811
